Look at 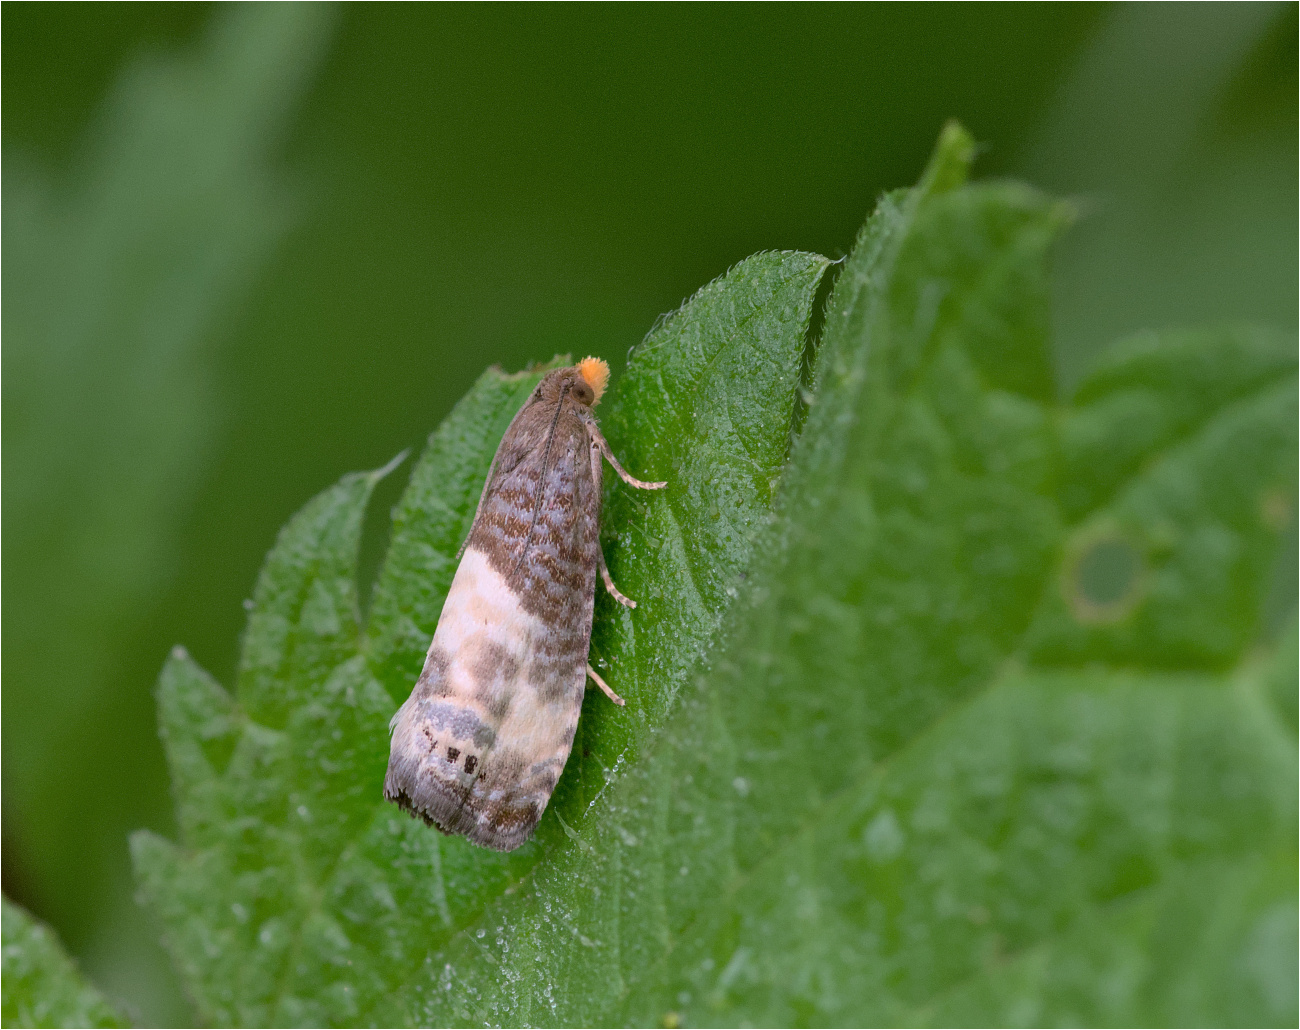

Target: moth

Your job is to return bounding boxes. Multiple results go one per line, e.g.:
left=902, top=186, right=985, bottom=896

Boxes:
left=384, top=357, right=665, bottom=851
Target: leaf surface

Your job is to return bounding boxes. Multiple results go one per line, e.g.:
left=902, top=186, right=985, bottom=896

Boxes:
left=1, top=897, right=128, bottom=1029
left=135, top=124, right=1297, bottom=1026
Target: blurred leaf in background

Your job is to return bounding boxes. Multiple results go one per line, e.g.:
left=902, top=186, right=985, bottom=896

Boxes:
left=1016, top=2, right=1298, bottom=388
left=2, top=5, right=335, bottom=1022
left=1012, top=0, right=1298, bottom=641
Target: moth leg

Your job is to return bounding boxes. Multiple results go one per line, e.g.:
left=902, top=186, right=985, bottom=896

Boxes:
left=598, top=542, right=637, bottom=610
left=587, top=421, right=667, bottom=491
left=585, top=432, right=638, bottom=608
left=586, top=663, right=625, bottom=706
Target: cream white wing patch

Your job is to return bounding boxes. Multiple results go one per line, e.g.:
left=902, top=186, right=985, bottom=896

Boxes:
left=385, top=546, right=584, bottom=851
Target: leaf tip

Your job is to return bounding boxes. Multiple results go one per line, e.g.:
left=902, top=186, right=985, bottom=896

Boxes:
left=370, top=448, right=410, bottom=483
left=920, top=120, right=976, bottom=197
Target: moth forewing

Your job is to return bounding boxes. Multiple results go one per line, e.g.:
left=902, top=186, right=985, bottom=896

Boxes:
left=384, top=358, right=665, bottom=851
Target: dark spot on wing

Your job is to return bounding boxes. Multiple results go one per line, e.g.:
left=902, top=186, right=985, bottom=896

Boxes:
left=473, top=682, right=512, bottom=722
left=472, top=639, right=520, bottom=687
left=417, top=646, right=454, bottom=697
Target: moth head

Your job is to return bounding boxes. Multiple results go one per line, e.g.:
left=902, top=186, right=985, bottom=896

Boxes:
left=574, top=356, right=609, bottom=406
left=532, top=360, right=608, bottom=409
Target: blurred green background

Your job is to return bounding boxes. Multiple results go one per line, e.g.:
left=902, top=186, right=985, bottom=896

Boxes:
left=2, top=3, right=1294, bottom=1025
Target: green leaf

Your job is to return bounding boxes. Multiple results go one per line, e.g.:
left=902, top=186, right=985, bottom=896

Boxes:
left=619, top=670, right=1296, bottom=1027
left=1, top=897, right=127, bottom=1029
left=135, top=123, right=1296, bottom=1025
left=134, top=251, right=829, bottom=1025
left=399, top=125, right=1295, bottom=1026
